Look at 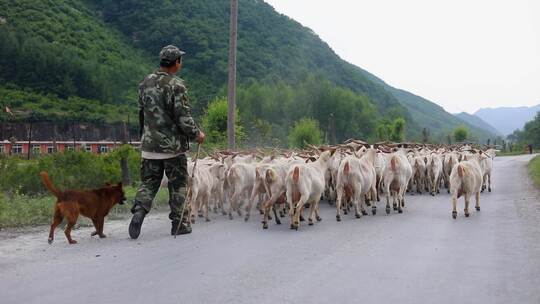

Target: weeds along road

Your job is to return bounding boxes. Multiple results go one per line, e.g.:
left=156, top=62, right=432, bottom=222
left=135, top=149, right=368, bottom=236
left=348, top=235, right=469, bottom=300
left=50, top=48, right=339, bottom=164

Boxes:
left=1, top=154, right=539, bottom=304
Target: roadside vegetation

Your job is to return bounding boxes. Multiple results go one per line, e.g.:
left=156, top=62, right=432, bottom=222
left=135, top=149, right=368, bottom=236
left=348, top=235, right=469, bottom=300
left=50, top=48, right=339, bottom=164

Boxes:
left=497, top=149, right=539, bottom=157
left=0, top=146, right=174, bottom=228
left=507, top=112, right=540, bottom=154
left=0, top=186, right=170, bottom=228
left=528, top=155, right=540, bottom=188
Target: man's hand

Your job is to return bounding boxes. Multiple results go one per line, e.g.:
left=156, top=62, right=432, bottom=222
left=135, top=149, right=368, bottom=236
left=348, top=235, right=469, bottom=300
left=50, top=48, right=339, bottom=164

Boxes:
left=196, top=131, right=206, bottom=144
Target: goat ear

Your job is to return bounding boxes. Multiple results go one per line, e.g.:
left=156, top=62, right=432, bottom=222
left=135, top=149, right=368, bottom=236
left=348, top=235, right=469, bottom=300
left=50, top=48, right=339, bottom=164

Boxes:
left=305, top=157, right=317, bottom=163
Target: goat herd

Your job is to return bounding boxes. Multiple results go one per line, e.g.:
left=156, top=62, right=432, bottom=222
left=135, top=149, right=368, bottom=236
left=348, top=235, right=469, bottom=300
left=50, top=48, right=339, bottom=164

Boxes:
left=185, top=140, right=495, bottom=230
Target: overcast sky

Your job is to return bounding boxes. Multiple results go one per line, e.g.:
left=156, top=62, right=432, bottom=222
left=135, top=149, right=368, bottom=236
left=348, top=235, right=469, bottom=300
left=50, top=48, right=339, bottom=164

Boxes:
left=264, top=0, right=540, bottom=114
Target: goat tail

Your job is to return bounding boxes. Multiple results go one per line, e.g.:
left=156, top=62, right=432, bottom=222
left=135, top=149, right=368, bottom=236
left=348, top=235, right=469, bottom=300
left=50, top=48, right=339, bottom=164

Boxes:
left=343, top=161, right=350, bottom=175
left=227, top=167, right=236, bottom=180
left=266, top=168, right=277, bottom=185
left=40, top=171, right=63, bottom=199
left=390, top=156, right=398, bottom=171
left=457, top=164, right=465, bottom=178
left=227, top=167, right=236, bottom=191
left=263, top=169, right=275, bottom=198
left=292, top=166, right=300, bottom=184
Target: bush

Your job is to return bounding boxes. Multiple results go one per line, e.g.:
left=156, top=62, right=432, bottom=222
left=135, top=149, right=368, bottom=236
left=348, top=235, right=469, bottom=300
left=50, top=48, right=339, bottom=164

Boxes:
left=376, top=117, right=406, bottom=142
left=454, top=126, right=469, bottom=142
left=201, top=97, right=246, bottom=149
left=375, top=119, right=391, bottom=141
left=288, top=118, right=323, bottom=148
left=0, top=192, right=55, bottom=228
left=390, top=118, right=406, bottom=142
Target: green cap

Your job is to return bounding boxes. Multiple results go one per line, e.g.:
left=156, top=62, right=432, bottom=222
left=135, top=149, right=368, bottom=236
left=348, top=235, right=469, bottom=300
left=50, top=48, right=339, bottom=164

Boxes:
left=159, top=45, right=185, bottom=63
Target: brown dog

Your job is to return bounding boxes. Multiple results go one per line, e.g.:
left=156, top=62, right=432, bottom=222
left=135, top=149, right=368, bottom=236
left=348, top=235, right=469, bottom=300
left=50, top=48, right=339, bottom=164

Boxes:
left=40, top=171, right=126, bottom=244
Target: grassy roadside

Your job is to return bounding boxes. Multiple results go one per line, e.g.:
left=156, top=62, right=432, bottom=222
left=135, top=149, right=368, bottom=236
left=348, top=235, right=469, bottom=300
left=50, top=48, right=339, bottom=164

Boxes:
left=497, top=149, right=539, bottom=157
left=528, top=155, right=540, bottom=189
left=0, top=186, right=170, bottom=229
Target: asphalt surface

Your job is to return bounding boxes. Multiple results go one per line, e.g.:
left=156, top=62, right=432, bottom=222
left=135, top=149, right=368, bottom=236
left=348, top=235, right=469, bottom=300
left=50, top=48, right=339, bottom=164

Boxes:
left=1, top=154, right=539, bottom=304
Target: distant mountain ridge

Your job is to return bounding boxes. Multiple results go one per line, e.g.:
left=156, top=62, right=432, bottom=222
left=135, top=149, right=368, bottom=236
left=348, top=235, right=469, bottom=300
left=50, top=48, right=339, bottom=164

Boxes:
left=474, top=104, right=540, bottom=136
left=357, top=67, right=496, bottom=141
left=454, top=112, right=501, bottom=136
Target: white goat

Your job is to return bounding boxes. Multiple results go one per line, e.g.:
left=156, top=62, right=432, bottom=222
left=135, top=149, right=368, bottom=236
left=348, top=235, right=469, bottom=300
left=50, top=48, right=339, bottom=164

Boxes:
left=449, top=152, right=484, bottom=218
left=382, top=149, right=413, bottom=214
left=285, top=150, right=335, bottom=230
left=335, top=148, right=378, bottom=221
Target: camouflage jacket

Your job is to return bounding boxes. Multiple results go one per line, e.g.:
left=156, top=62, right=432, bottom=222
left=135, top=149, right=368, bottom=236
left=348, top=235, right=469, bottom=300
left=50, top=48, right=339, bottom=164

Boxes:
left=138, top=71, right=200, bottom=154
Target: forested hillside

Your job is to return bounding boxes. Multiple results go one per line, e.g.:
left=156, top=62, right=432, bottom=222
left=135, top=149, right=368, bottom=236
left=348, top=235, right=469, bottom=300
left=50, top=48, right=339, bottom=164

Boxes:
left=454, top=112, right=500, bottom=136
left=0, top=0, right=150, bottom=122
left=0, top=0, right=496, bottom=144
left=84, top=0, right=407, bottom=116
left=508, top=112, right=540, bottom=147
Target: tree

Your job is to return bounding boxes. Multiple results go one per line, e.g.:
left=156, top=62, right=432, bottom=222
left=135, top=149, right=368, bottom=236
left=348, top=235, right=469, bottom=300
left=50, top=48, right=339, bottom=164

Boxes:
left=390, top=118, right=406, bottom=142
left=375, top=119, right=392, bottom=141
left=454, top=126, right=469, bottom=142
left=244, top=118, right=278, bottom=147
left=288, top=118, right=322, bottom=148
left=113, top=144, right=133, bottom=185
left=376, top=118, right=405, bottom=142
left=422, top=128, right=430, bottom=143
left=202, top=97, right=245, bottom=149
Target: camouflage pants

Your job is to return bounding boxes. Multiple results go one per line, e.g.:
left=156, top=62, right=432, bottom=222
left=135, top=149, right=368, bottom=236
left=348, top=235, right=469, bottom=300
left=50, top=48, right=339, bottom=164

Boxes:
left=131, top=155, right=189, bottom=222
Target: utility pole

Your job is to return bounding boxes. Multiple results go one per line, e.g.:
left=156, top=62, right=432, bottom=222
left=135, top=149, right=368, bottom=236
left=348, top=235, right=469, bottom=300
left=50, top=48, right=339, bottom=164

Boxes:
left=27, top=117, right=32, bottom=160
left=73, top=120, right=77, bottom=150
left=127, top=113, right=131, bottom=144
left=227, top=0, right=238, bottom=150
left=328, top=113, right=336, bottom=145
left=25, top=110, right=34, bottom=160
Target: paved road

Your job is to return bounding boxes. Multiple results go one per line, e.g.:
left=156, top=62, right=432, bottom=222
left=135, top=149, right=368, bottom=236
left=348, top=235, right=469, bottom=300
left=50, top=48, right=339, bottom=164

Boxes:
left=1, top=154, right=539, bottom=304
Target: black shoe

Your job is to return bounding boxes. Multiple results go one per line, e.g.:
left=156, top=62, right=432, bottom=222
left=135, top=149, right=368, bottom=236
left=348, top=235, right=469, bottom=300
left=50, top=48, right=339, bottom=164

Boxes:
left=129, top=210, right=146, bottom=239
left=171, top=220, right=192, bottom=236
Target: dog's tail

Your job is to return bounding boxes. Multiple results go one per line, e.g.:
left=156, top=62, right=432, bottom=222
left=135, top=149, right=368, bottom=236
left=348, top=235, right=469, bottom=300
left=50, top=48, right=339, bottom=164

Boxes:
left=40, top=171, right=63, bottom=198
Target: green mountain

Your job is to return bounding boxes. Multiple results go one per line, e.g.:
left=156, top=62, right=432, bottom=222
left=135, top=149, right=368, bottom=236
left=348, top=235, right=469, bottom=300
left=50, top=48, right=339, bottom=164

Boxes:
left=454, top=112, right=501, bottom=136
left=0, top=0, right=496, bottom=143
left=0, top=0, right=151, bottom=122
left=82, top=0, right=408, bottom=117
